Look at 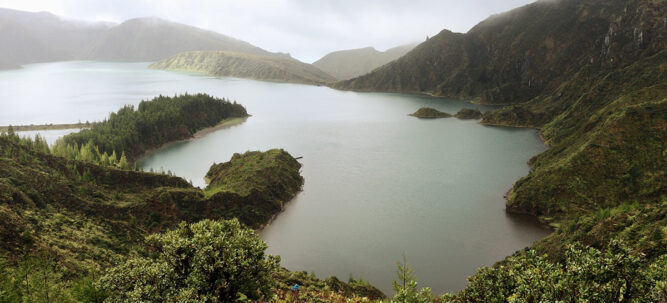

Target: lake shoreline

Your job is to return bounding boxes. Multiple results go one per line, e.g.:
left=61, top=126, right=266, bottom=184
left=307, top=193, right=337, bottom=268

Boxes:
left=0, top=122, right=93, bottom=132
left=134, top=115, right=250, bottom=164
left=481, top=120, right=555, bottom=229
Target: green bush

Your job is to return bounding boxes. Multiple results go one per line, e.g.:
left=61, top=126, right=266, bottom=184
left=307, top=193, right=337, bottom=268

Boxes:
left=447, top=240, right=665, bottom=303
left=98, top=219, right=280, bottom=302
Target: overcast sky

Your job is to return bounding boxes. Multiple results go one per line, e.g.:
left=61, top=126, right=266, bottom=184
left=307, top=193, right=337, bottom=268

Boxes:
left=0, top=0, right=535, bottom=62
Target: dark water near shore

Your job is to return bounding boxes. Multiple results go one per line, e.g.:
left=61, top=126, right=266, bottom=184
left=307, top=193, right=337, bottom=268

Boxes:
left=0, top=61, right=552, bottom=295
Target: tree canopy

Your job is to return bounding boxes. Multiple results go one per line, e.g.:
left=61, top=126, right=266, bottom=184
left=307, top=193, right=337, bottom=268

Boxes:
left=56, top=93, right=247, bottom=163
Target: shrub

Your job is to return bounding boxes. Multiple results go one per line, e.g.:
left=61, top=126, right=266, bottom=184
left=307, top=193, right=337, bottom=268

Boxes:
left=98, top=219, right=280, bottom=302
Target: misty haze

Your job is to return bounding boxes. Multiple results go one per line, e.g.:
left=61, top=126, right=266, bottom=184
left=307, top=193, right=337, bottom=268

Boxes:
left=0, top=0, right=664, bottom=302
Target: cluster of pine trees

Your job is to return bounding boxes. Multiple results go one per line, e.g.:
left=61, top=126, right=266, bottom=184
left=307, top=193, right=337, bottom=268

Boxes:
left=58, top=93, right=247, bottom=162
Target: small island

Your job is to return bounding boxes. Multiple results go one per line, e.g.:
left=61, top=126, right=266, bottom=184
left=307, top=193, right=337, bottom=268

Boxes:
left=454, top=108, right=483, bottom=119
left=409, top=107, right=452, bottom=118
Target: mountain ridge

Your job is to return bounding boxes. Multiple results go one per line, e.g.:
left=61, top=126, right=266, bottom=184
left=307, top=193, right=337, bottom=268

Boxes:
left=313, top=43, right=417, bottom=80
left=336, top=0, right=664, bottom=105
left=150, top=50, right=336, bottom=85
left=0, top=9, right=287, bottom=67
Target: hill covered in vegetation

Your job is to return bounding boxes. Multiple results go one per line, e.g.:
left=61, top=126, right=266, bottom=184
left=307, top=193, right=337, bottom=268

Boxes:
left=0, top=130, right=303, bottom=260
left=56, top=93, right=247, bottom=162
left=1, top=129, right=375, bottom=301
left=338, top=0, right=665, bottom=301
left=337, top=0, right=664, bottom=104
left=150, top=50, right=336, bottom=85
left=205, top=150, right=304, bottom=227
left=313, top=43, right=417, bottom=80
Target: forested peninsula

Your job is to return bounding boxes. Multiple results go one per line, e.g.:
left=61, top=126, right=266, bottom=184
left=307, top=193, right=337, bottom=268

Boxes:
left=56, top=93, right=248, bottom=163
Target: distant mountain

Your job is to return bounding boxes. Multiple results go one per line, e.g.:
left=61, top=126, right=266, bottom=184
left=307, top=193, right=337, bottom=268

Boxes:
left=85, top=17, right=286, bottom=61
left=313, top=43, right=417, bottom=80
left=0, top=8, right=287, bottom=68
left=150, top=51, right=336, bottom=85
left=0, top=8, right=110, bottom=66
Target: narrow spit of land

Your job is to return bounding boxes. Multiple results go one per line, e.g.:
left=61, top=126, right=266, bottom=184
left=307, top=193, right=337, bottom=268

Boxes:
left=0, top=122, right=94, bottom=132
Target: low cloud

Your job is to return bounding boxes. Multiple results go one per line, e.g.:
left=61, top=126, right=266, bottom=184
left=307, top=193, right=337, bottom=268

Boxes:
left=0, top=0, right=535, bottom=62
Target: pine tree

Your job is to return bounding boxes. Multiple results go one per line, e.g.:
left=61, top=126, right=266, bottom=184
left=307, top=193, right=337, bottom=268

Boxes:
left=118, top=152, right=130, bottom=170
left=392, top=254, right=434, bottom=303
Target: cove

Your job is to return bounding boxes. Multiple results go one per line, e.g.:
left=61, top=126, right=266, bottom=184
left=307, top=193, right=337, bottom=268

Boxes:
left=0, top=61, right=552, bottom=295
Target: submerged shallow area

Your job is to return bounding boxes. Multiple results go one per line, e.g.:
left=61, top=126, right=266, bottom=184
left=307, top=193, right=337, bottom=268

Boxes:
left=0, top=61, right=551, bottom=295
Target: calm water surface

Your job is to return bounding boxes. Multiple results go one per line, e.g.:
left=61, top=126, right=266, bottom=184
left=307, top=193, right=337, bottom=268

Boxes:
left=0, top=61, right=552, bottom=295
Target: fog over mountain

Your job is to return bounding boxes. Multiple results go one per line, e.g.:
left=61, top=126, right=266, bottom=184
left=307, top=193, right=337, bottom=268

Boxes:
left=0, top=0, right=537, bottom=62
left=0, top=8, right=289, bottom=66
left=0, top=8, right=109, bottom=65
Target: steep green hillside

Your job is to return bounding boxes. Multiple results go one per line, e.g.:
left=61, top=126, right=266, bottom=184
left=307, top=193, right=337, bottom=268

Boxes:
left=57, top=93, right=247, bottom=162
left=313, top=43, right=417, bottom=80
left=337, top=0, right=665, bottom=301
left=150, top=50, right=336, bottom=85
left=0, top=133, right=301, bottom=265
left=497, top=51, right=666, bottom=217
left=339, top=0, right=666, bottom=218
left=337, top=0, right=664, bottom=105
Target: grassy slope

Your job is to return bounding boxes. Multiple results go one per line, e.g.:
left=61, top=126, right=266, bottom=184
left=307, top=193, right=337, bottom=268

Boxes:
left=150, top=50, right=336, bottom=85
left=0, top=136, right=301, bottom=270
left=203, top=149, right=304, bottom=228
left=0, top=134, right=385, bottom=301
left=492, top=51, right=666, bottom=218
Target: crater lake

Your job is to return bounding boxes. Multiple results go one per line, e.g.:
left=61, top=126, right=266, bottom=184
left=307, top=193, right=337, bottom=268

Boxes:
left=0, top=61, right=552, bottom=295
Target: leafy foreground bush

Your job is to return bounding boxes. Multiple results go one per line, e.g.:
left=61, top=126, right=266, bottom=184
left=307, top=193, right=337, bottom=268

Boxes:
left=98, top=219, right=279, bottom=302
left=444, top=240, right=666, bottom=303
